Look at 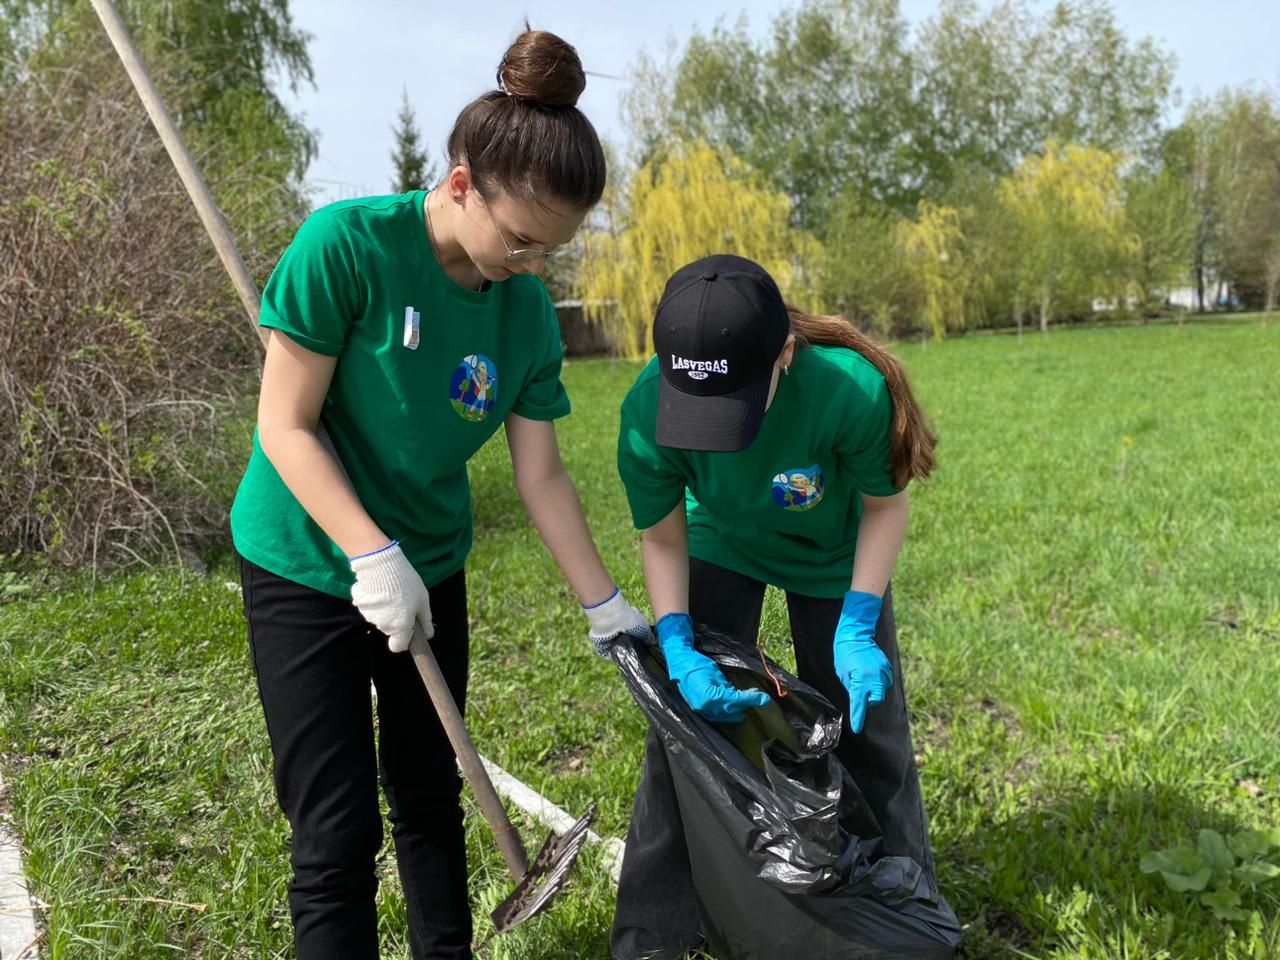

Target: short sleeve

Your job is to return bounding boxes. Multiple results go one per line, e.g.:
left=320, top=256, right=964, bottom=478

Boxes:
left=617, top=390, right=688, bottom=529
left=835, top=375, right=900, bottom=497
left=259, top=208, right=357, bottom=356
left=511, top=297, right=571, bottom=421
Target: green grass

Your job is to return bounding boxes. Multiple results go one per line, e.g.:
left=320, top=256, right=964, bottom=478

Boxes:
left=2, top=315, right=1278, bottom=958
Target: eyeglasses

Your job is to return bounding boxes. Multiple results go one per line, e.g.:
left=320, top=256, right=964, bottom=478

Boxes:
left=483, top=203, right=560, bottom=264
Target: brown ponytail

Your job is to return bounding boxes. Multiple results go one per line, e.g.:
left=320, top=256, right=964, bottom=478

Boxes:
left=446, top=29, right=606, bottom=210
left=786, top=306, right=937, bottom=487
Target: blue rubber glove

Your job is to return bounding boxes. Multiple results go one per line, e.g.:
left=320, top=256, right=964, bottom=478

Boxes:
left=656, top=613, right=771, bottom=723
left=833, top=590, right=893, bottom=735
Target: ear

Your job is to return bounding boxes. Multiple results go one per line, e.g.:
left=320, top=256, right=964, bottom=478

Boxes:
left=778, top=334, right=797, bottom=368
left=445, top=164, right=473, bottom=205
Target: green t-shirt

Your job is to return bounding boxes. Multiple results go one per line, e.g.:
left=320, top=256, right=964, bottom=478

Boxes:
left=231, top=191, right=570, bottom=598
left=617, top=344, right=900, bottom=599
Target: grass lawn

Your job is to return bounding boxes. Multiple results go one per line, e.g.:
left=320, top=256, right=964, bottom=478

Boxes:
left=2, top=315, right=1278, bottom=959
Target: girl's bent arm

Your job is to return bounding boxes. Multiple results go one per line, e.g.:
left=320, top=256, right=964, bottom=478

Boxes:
left=850, top=489, right=910, bottom=596
left=505, top=412, right=616, bottom=606
left=257, top=330, right=389, bottom=557
left=641, top=504, right=690, bottom=621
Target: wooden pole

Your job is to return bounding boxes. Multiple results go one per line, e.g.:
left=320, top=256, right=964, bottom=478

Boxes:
left=410, top=628, right=529, bottom=880
left=88, top=0, right=267, bottom=346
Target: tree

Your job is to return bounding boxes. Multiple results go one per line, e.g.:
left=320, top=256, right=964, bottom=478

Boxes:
left=998, top=141, right=1135, bottom=331
left=910, top=0, right=1035, bottom=197
left=1177, top=90, right=1280, bottom=311
left=6, top=0, right=313, bottom=115
left=1022, top=0, right=1174, bottom=160
left=911, top=0, right=1173, bottom=192
left=4, top=0, right=316, bottom=250
left=939, top=164, right=1023, bottom=332
left=895, top=201, right=971, bottom=339
left=1124, top=166, right=1195, bottom=314
left=625, top=0, right=1175, bottom=235
left=663, top=0, right=917, bottom=228
left=0, top=0, right=316, bottom=565
left=0, top=61, right=264, bottom=564
left=1264, top=239, right=1280, bottom=317
left=390, top=86, right=436, bottom=193
left=1213, top=91, right=1280, bottom=310
left=619, top=39, right=680, bottom=169
left=818, top=191, right=918, bottom=335
left=578, top=140, right=822, bottom=357
left=1170, top=106, right=1226, bottom=312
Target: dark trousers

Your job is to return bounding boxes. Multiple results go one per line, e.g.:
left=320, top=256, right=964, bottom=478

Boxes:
left=238, top=555, right=472, bottom=960
left=611, top=558, right=936, bottom=960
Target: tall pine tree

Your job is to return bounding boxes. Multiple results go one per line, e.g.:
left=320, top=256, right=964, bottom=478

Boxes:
left=391, top=86, right=436, bottom=192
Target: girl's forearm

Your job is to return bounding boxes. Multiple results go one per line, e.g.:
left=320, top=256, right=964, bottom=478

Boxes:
left=850, top=492, right=910, bottom=597
left=642, top=506, right=690, bottom=620
left=516, top=469, right=616, bottom=606
left=260, top=426, right=388, bottom=557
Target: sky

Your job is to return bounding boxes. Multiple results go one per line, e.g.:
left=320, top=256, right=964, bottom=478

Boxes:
left=279, top=0, right=1280, bottom=205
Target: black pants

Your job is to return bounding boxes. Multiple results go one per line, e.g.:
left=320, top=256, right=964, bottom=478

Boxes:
left=238, top=555, right=472, bottom=960
left=611, top=558, right=936, bottom=960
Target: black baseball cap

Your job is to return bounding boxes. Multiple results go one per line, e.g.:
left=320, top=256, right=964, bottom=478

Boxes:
left=653, top=254, right=790, bottom=452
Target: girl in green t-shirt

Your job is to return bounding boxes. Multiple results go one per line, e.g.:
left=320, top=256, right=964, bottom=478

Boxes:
left=611, top=255, right=941, bottom=959
left=230, top=29, right=648, bottom=960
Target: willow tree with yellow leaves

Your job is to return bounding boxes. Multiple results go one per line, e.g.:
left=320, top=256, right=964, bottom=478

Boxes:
left=998, top=141, right=1138, bottom=332
left=895, top=201, right=971, bottom=339
left=578, top=140, right=821, bottom=357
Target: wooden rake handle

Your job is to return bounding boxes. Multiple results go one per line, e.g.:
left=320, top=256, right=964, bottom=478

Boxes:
left=409, top=624, right=529, bottom=881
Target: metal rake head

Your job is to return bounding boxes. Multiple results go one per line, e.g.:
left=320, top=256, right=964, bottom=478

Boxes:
left=490, top=803, right=597, bottom=933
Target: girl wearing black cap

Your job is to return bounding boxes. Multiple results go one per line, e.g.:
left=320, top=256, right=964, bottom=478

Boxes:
left=229, top=28, right=650, bottom=960
left=611, top=254, right=939, bottom=959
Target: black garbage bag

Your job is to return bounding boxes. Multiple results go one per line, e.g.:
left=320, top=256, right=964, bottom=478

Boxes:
left=611, top=630, right=963, bottom=960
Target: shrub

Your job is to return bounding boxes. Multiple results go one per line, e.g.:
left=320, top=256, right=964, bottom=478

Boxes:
left=0, top=58, right=267, bottom=568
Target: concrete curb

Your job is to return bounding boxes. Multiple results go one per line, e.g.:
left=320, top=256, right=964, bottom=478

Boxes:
left=0, top=772, right=39, bottom=960
left=478, top=755, right=626, bottom=883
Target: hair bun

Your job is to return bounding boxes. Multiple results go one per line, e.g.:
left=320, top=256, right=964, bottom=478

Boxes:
left=497, top=29, right=586, bottom=108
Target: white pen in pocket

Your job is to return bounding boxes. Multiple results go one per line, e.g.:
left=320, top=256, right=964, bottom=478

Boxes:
left=403, top=305, right=421, bottom=350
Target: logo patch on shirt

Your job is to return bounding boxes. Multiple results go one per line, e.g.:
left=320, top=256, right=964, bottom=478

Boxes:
left=771, top=465, right=824, bottom=511
left=449, top=354, right=498, bottom=422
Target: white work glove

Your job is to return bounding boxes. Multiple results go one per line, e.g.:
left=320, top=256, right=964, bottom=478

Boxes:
left=583, top=586, right=651, bottom=657
left=349, top=541, right=433, bottom=653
